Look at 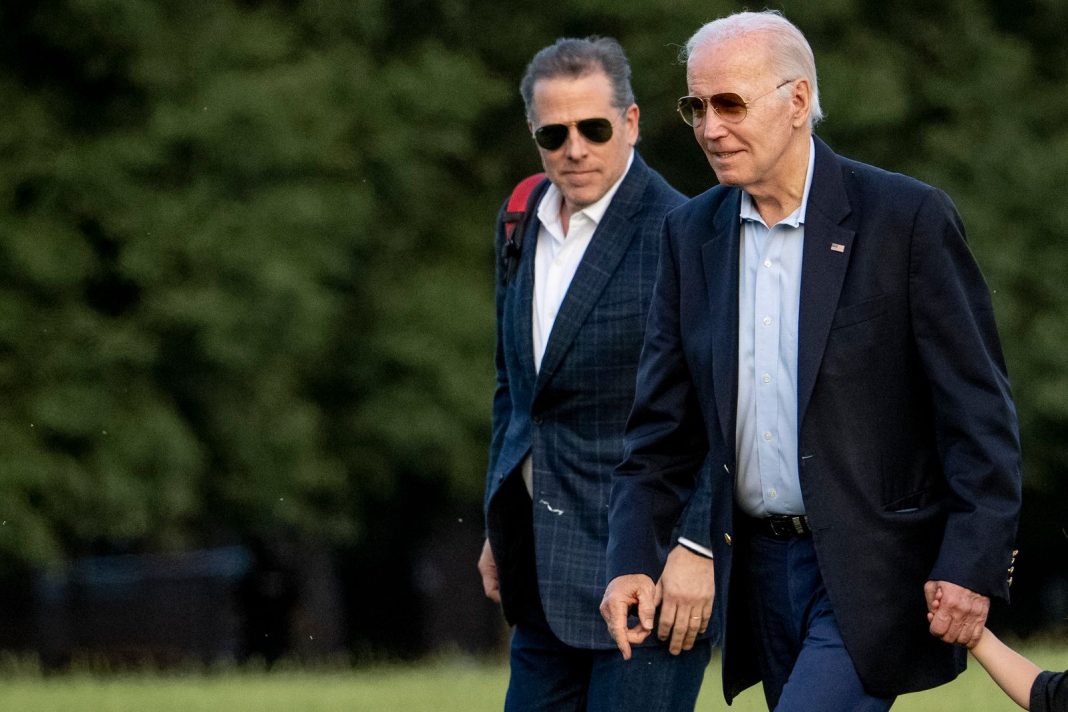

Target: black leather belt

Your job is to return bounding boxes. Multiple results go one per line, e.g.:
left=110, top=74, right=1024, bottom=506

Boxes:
left=750, top=514, right=812, bottom=540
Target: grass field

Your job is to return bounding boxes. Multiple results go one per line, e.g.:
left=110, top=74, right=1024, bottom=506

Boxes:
left=0, top=645, right=1062, bottom=711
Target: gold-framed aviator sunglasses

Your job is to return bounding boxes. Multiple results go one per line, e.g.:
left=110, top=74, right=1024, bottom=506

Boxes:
left=676, top=79, right=796, bottom=127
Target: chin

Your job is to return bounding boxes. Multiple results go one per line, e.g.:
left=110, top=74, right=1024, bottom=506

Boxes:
left=711, top=171, right=739, bottom=187
left=564, top=187, right=602, bottom=208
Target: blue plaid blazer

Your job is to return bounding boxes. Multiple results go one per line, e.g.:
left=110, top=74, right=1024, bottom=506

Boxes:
left=485, top=153, right=685, bottom=649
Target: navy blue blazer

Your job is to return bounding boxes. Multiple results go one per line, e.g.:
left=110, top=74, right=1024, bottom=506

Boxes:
left=608, top=137, right=1022, bottom=697
left=485, top=153, right=686, bottom=649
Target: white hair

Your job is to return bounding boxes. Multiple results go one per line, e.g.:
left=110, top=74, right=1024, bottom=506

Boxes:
left=682, top=10, right=824, bottom=127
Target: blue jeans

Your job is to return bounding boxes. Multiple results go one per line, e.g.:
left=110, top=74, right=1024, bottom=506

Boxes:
left=745, top=532, right=895, bottom=711
left=504, top=605, right=711, bottom=712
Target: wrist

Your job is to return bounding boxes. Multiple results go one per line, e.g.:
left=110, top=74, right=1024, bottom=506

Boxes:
left=677, top=537, right=714, bottom=560
left=969, top=626, right=991, bottom=654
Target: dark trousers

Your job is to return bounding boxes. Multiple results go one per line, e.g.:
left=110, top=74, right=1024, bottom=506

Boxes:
left=504, top=601, right=711, bottom=712
left=745, top=532, right=895, bottom=711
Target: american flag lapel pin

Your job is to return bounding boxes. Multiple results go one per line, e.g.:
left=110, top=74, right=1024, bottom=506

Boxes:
left=830, top=242, right=845, bottom=253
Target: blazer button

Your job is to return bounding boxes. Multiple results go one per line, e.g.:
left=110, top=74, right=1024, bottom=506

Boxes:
left=532, top=415, right=543, bottom=425
left=724, top=533, right=732, bottom=546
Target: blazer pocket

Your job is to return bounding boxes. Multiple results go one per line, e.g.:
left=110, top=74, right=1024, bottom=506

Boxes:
left=822, top=296, right=887, bottom=376
left=882, top=485, right=945, bottom=515
left=830, top=294, right=887, bottom=330
left=880, top=501, right=946, bottom=533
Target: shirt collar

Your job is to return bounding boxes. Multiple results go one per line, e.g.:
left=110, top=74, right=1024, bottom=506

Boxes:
left=739, top=137, right=816, bottom=228
left=537, top=149, right=635, bottom=231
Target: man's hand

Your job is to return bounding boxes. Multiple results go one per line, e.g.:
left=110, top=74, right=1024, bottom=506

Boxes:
left=657, top=545, right=715, bottom=655
left=478, top=539, right=501, bottom=603
left=600, top=574, right=659, bottom=660
left=924, top=580, right=989, bottom=647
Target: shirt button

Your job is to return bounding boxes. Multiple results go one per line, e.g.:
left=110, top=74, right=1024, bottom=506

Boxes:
left=763, top=431, right=773, bottom=441
left=762, top=373, right=771, bottom=384
left=768, top=488, right=777, bottom=498
left=763, top=259, right=772, bottom=268
left=762, top=316, right=772, bottom=326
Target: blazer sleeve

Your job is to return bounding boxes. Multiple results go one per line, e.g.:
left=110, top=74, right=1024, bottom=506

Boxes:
left=909, top=187, right=1022, bottom=600
left=485, top=200, right=513, bottom=517
left=607, top=215, right=709, bottom=581
left=673, top=459, right=715, bottom=550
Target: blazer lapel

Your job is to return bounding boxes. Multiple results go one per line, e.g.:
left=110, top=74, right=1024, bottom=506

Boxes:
left=533, top=157, right=651, bottom=396
left=797, top=138, right=855, bottom=424
left=703, top=190, right=742, bottom=454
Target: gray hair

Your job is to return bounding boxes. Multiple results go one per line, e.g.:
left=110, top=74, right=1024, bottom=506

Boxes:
left=682, top=11, right=824, bottom=127
left=519, top=36, right=636, bottom=123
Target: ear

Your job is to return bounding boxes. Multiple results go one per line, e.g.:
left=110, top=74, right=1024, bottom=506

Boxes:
left=623, top=103, right=640, bottom=146
left=790, top=79, right=812, bottom=129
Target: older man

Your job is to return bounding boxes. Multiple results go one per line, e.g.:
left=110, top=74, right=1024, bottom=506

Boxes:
left=601, top=11, right=1021, bottom=711
left=479, top=37, right=708, bottom=711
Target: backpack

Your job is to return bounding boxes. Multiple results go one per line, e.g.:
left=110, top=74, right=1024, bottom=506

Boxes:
left=500, top=172, right=547, bottom=284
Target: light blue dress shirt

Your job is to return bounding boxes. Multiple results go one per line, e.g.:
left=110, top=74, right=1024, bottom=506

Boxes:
left=735, top=138, right=816, bottom=518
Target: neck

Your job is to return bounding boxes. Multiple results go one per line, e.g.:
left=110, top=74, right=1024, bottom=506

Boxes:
left=749, top=133, right=811, bottom=226
left=559, top=199, right=577, bottom=235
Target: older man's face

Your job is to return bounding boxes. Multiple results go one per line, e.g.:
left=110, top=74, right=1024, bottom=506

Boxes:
left=529, top=71, right=638, bottom=217
left=686, top=34, right=804, bottom=197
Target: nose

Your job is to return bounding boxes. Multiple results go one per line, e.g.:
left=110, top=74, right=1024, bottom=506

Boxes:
left=699, top=112, right=728, bottom=142
left=565, top=126, right=589, bottom=160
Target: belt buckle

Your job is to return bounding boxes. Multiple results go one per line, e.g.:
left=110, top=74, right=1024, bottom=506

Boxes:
left=768, top=515, right=806, bottom=538
left=768, top=517, right=790, bottom=538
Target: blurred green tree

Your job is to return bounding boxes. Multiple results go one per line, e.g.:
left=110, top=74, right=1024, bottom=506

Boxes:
left=0, top=0, right=512, bottom=564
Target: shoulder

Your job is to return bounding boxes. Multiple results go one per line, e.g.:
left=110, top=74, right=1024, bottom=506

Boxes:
left=667, top=184, right=735, bottom=227
left=839, top=154, right=934, bottom=193
left=644, top=167, right=687, bottom=207
left=827, top=145, right=954, bottom=215
left=631, top=152, right=687, bottom=211
left=816, top=143, right=970, bottom=258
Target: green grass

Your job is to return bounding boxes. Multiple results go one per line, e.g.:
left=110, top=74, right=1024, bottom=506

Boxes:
left=0, top=644, right=1061, bottom=711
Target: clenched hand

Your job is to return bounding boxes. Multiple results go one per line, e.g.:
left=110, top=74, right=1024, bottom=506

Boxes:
left=478, top=539, right=501, bottom=603
left=657, top=545, right=716, bottom=655
left=925, top=580, right=988, bottom=647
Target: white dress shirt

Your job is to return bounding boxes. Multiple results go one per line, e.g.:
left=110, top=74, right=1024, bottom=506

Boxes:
left=521, top=151, right=635, bottom=496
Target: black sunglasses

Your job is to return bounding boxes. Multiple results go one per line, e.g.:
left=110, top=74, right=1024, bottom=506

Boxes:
left=532, top=118, right=615, bottom=151
left=676, top=79, right=796, bottom=127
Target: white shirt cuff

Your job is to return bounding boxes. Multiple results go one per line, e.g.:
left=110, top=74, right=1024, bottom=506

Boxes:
left=677, top=537, right=715, bottom=559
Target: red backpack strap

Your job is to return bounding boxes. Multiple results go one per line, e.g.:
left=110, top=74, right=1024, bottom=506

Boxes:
left=503, top=172, right=547, bottom=239
left=500, top=172, right=547, bottom=284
